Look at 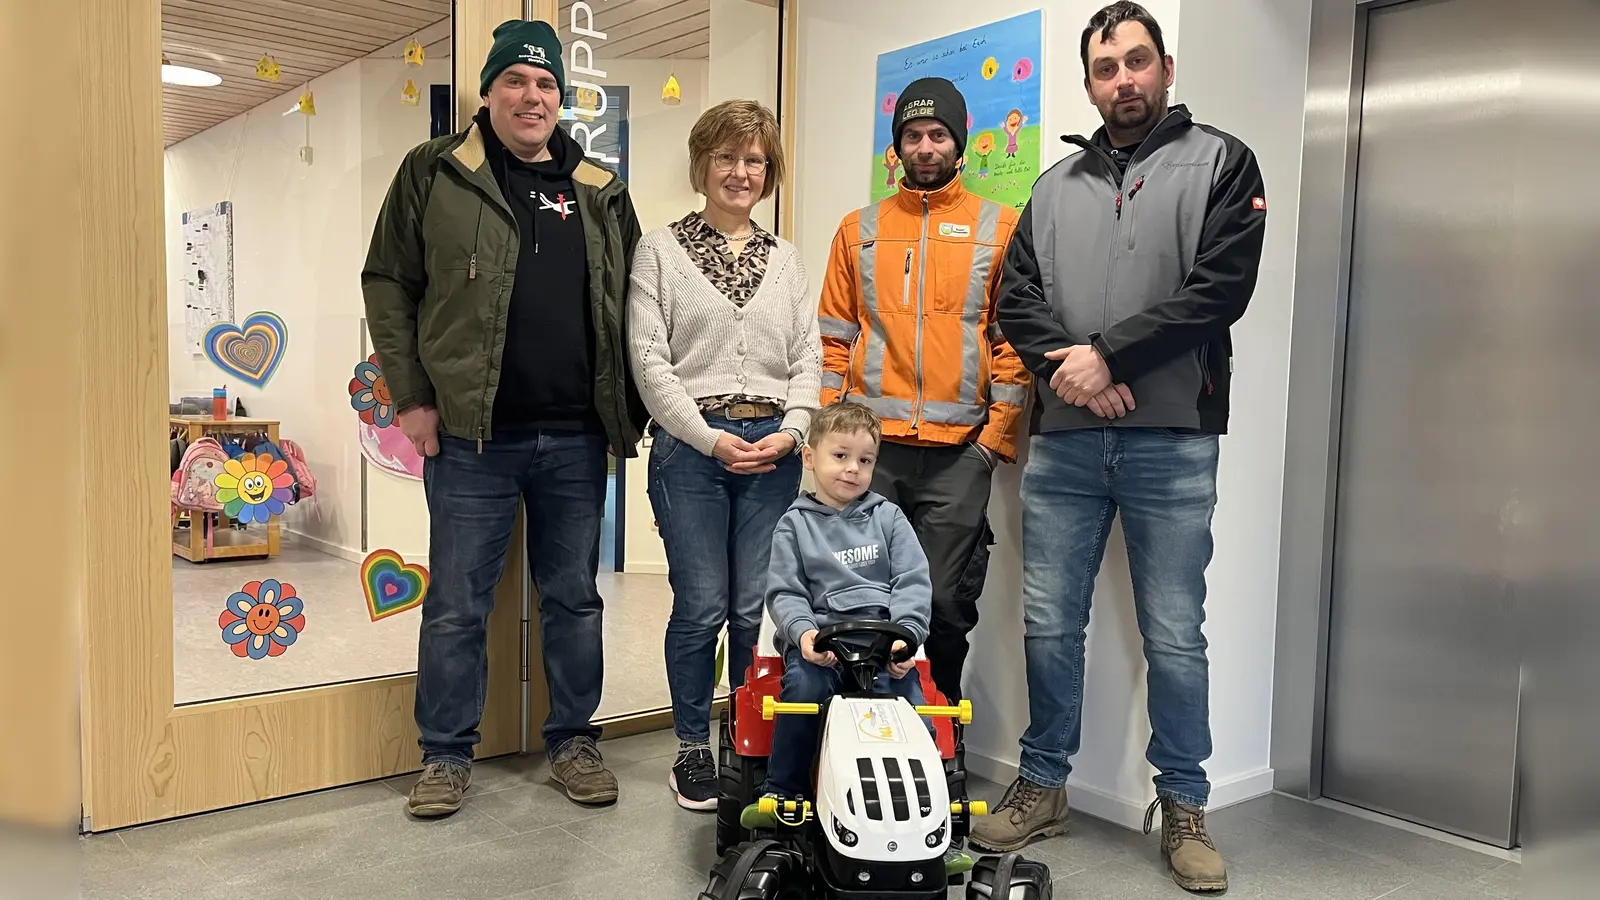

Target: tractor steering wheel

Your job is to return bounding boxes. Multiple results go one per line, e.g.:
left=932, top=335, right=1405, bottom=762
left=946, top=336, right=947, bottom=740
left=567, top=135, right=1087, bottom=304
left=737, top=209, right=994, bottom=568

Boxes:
left=814, top=621, right=920, bottom=693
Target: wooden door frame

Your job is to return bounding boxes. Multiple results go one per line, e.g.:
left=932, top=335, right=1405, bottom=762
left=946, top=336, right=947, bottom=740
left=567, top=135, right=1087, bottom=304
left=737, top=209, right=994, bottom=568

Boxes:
left=76, top=0, right=533, bottom=833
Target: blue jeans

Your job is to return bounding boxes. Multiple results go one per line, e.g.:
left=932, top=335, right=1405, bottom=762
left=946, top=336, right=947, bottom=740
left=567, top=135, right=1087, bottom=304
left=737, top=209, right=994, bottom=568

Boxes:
left=417, top=428, right=608, bottom=766
left=1016, top=427, right=1219, bottom=806
left=648, top=415, right=801, bottom=743
left=764, top=646, right=929, bottom=796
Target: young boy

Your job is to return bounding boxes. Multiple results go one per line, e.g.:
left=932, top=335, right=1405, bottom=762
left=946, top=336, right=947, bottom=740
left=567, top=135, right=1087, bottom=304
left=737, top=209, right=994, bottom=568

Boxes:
left=761, top=400, right=934, bottom=802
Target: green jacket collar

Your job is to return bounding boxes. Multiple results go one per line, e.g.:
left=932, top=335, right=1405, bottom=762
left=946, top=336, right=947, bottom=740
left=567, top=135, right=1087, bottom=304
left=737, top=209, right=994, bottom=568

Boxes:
left=444, top=115, right=622, bottom=213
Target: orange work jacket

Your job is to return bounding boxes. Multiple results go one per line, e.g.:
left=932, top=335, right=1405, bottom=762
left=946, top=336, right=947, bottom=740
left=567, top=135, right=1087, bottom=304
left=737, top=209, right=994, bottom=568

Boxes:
left=818, top=177, right=1031, bottom=461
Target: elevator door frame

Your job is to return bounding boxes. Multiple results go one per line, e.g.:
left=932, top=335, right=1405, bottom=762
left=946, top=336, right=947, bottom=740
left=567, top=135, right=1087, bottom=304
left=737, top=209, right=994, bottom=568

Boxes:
left=1269, top=0, right=1521, bottom=848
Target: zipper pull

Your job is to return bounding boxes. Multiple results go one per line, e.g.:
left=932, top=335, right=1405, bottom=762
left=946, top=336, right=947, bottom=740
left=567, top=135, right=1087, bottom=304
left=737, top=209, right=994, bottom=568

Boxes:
left=468, top=253, right=477, bottom=280
left=477, top=438, right=484, bottom=454
left=1115, top=192, right=1123, bottom=219
left=904, top=248, right=913, bottom=274
left=1130, top=176, right=1145, bottom=198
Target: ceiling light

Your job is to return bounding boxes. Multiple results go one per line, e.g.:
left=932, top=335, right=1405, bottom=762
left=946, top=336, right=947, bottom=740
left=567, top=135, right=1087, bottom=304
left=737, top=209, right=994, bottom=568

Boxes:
left=161, top=55, right=221, bottom=87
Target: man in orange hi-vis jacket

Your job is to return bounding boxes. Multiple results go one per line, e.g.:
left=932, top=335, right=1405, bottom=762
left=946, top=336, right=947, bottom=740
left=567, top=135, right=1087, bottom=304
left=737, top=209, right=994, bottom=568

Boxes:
left=817, top=76, right=1031, bottom=702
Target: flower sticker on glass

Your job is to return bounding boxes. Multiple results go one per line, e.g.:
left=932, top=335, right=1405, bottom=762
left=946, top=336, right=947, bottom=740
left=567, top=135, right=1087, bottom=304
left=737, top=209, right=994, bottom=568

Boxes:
left=349, top=353, right=395, bottom=428
left=215, top=453, right=293, bottom=524
left=218, top=579, right=305, bottom=659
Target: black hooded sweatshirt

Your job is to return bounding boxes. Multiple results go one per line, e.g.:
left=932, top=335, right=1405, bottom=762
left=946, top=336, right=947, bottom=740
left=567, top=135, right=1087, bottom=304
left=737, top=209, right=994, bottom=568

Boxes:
left=478, top=108, right=598, bottom=433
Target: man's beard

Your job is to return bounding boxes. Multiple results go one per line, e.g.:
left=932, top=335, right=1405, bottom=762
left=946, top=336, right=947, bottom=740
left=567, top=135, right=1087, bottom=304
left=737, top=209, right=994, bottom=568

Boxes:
left=904, top=150, right=960, bottom=190
left=1104, top=92, right=1164, bottom=135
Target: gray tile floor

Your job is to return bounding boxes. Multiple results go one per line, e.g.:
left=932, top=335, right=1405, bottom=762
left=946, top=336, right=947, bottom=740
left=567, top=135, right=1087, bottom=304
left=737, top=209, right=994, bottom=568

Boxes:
left=79, top=729, right=1520, bottom=900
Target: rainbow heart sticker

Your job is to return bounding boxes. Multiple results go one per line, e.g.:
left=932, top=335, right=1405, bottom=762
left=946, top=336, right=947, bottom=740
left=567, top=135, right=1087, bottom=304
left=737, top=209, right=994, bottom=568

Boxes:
left=205, top=311, right=288, bottom=388
left=361, top=549, right=429, bottom=621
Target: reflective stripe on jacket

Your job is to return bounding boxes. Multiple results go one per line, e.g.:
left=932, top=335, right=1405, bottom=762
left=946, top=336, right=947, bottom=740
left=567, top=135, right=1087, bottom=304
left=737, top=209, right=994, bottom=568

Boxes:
left=817, top=177, right=1030, bottom=461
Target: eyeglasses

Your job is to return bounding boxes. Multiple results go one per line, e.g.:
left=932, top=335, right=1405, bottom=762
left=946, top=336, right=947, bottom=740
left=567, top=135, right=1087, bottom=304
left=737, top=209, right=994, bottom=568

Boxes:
left=711, top=152, right=768, bottom=174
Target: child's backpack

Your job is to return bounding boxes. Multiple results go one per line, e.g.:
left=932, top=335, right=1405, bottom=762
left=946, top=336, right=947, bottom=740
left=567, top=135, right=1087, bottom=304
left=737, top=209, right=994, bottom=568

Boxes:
left=170, top=437, right=229, bottom=512
left=278, top=438, right=317, bottom=501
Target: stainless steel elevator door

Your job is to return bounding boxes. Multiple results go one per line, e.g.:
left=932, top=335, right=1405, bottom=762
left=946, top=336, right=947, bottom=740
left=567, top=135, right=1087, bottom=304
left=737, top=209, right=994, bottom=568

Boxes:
left=1321, top=0, right=1521, bottom=848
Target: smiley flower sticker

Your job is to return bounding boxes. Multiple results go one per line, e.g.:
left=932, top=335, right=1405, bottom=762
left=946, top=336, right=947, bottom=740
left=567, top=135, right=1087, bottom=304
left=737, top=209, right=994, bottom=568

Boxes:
left=219, top=579, right=305, bottom=659
left=348, top=353, right=395, bottom=428
left=215, top=453, right=293, bottom=524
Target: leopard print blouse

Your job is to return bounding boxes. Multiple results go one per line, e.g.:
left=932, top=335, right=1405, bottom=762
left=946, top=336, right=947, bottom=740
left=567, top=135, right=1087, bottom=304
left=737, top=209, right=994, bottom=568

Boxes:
left=668, top=211, right=775, bottom=308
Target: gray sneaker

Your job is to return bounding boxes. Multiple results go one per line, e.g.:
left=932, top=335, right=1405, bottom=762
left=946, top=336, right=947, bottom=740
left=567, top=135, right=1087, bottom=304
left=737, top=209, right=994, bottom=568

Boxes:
left=407, top=761, right=471, bottom=818
left=968, top=777, right=1069, bottom=852
left=549, top=737, right=619, bottom=805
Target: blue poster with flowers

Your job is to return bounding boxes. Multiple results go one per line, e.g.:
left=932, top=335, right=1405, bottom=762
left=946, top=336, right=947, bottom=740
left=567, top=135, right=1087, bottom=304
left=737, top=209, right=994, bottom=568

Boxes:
left=870, top=10, right=1043, bottom=211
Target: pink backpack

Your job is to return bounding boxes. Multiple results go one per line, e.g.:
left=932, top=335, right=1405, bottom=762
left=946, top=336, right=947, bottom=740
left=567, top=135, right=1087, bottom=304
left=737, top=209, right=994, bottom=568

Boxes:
left=279, top=438, right=317, bottom=500
left=171, top=438, right=229, bottom=512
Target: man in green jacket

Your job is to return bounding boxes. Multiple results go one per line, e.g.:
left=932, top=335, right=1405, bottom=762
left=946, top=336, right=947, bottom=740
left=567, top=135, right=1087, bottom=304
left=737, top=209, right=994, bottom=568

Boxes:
left=362, top=19, right=647, bottom=818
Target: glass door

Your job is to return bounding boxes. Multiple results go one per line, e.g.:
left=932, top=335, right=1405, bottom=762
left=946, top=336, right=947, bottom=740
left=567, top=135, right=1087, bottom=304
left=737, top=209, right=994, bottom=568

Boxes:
left=81, top=0, right=533, bottom=832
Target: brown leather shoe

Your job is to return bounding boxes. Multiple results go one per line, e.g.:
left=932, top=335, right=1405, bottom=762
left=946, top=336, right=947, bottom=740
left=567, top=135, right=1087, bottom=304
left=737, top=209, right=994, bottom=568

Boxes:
left=968, top=777, right=1070, bottom=852
left=407, top=761, right=471, bottom=818
left=549, top=737, right=619, bottom=805
left=1145, top=796, right=1228, bottom=892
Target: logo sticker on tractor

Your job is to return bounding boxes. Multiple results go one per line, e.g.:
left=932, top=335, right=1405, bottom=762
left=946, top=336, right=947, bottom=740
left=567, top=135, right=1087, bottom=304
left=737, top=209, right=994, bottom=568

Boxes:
left=858, top=702, right=907, bottom=742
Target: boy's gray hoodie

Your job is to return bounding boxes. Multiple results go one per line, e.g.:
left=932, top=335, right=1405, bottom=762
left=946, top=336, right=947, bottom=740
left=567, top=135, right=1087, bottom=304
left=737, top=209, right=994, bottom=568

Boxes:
left=765, top=490, right=932, bottom=652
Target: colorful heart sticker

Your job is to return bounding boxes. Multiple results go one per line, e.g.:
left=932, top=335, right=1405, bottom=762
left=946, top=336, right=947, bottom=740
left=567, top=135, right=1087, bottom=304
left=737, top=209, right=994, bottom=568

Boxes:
left=205, top=311, right=288, bottom=388
left=361, top=549, right=429, bottom=621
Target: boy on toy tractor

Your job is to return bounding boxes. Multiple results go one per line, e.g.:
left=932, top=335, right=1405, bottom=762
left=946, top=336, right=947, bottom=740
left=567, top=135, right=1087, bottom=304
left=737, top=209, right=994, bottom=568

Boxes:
left=696, top=402, right=1051, bottom=899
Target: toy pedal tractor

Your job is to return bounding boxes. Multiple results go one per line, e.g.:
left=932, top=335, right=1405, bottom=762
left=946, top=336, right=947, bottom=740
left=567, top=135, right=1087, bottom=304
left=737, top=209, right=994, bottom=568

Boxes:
left=700, top=620, right=1052, bottom=900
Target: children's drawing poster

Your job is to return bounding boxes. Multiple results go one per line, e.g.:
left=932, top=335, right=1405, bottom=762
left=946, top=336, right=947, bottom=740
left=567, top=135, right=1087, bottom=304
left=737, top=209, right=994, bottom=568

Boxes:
left=182, top=201, right=235, bottom=354
left=871, top=11, right=1043, bottom=211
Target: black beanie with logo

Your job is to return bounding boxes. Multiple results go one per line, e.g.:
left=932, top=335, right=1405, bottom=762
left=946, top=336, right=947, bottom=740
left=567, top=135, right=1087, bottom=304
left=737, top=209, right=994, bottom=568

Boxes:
left=893, top=77, right=969, bottom=156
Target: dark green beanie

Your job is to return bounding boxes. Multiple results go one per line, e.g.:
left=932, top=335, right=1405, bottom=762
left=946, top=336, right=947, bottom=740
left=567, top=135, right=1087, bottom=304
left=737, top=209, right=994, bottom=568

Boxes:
left=479, top=19, right=565, bottom=97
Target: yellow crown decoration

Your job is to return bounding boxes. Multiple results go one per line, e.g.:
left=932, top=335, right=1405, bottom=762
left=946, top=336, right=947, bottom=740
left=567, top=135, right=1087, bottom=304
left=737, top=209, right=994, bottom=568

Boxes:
left=255, top=53, right=281, bottom=82
left=294, top=88, right=316, bottom=116
left=401, top=78, right=420, bottom=106
left=403, top=38, right=425, bottom=67
left=661, top=73, right=681, bottom=106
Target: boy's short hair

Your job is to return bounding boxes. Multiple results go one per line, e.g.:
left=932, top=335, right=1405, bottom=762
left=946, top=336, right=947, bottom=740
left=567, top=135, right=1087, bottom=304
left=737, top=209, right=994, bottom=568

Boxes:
left=808, top=400, right=881, bottom=447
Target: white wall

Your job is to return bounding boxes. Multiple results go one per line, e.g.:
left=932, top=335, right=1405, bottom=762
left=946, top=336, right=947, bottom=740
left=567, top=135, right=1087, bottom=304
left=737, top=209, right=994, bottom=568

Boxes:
left=709, top=0, right=782, bottom=232
left=1170, top=0, right=1312, bottom=813
left=792, top=0, right=1310, bottom=828
left=165, top=54, right=449, bottom=562
left=598, top=58, right=708, bottom=232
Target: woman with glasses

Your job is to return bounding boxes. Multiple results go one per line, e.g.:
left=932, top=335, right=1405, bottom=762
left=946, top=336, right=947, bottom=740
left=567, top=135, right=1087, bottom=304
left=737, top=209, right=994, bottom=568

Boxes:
left=627, top=99, right=820, bottom=810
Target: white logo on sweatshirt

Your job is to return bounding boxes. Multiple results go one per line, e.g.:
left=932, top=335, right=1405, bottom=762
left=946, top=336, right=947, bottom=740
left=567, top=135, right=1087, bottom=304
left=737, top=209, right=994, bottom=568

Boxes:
left=532, top=190, right=576, bottom=220
left=833, top=543, right=881, bottom=568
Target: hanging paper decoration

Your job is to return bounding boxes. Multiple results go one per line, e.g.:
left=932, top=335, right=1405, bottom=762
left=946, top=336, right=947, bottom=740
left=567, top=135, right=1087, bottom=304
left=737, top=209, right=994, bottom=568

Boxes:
left=204, top=311, right=288, bottom=387
left=219, top=579, right=305, bottom=659
left=215, top=453, right=294, bottom=523
left=401, top=78, right=420, bottom=106
left=661, top=73, right=681, bottom=106
left=348, top=353, right=395, bottom=427
left=295, top=88, right=316, bottom=115
left=255, top=53, right=281, bottom=82
left=404, top=38, right=426, bottom=67
left=362, top=549, right=429, bottom=621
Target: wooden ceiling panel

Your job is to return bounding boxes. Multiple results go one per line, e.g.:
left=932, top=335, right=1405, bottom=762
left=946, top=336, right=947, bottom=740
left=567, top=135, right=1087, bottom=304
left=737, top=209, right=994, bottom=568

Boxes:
left=556, top=0, right=712, bottom=60
left=163, top=0, right=739, bottom=146
left=161, top=0, right=449, bottom=147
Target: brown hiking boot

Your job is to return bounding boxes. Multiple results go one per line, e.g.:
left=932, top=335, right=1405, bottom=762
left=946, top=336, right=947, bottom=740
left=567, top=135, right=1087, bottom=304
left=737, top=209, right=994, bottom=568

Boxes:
left=1144, top=796, right=1228, bottom=892
left=549, top=737, right=618, bottom=805
left=406, top=761, right=471, bottom=818
left=968, top=777, right=1069, bottom=852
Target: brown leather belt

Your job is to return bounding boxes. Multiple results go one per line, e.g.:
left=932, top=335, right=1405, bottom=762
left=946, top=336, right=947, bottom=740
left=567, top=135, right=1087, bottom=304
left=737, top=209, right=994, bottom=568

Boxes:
left=718, top=401, right=780, bottom=419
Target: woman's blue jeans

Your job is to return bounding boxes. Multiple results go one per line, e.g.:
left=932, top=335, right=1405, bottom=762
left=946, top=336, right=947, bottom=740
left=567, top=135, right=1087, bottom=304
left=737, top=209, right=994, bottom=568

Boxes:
left=647, top=415, right=801, bottom=743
